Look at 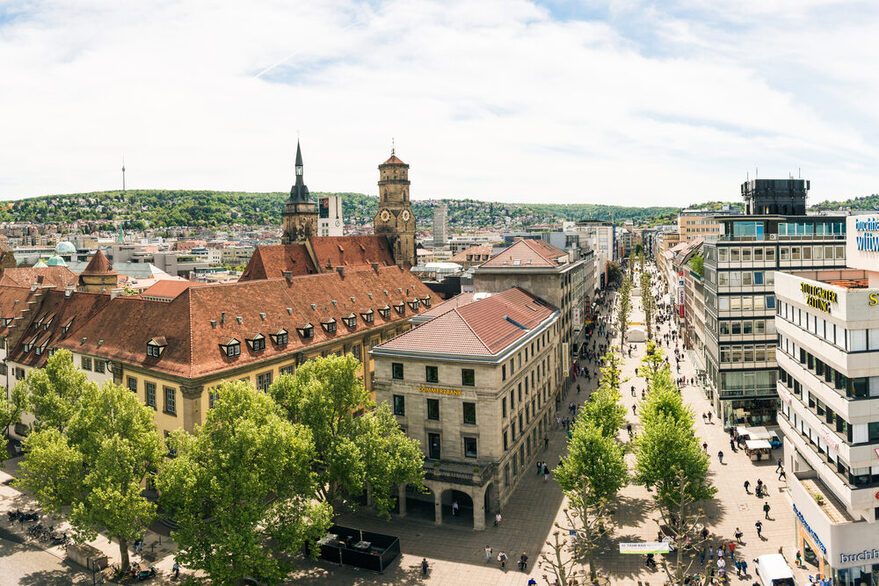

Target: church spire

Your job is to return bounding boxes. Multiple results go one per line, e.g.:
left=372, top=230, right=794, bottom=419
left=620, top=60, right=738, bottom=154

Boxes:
left=289, top=140, right=310, bottom=203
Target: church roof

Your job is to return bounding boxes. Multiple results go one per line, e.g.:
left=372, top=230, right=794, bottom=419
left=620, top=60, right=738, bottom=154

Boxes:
left=381, top=154, right=407, bottom=166
left=0, top=266, right=78, bottom=290
left=238, top=244, right=317, bottom=281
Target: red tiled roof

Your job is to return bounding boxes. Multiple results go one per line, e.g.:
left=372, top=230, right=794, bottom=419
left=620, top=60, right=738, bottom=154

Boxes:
left=449, top=245, right=494, bottom=263
left=82, top=250, right=115, bottom=275
left=381, top=155, right=407, bottom=166
left=0, top=285, right=42, bottom=337
left=141, top=280, right=206, bottom=301
left=479, top=239, right=568, bottom=269
left=0, top=266, right=79, bottom=290
left=310, top=235, right=395, bottom=269
left=238, top=244, right=317, bottom=281
left=6, top=290, right=111, bottom=368
left=374, top=287, right=557, bottom=357
left=56, top=265, right=434, bottom=379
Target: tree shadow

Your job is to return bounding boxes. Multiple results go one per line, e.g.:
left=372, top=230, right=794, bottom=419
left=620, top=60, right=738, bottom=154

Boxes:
left=18, top=563, right=91, bottom=586
left=289, top=556, right=429, bottom=585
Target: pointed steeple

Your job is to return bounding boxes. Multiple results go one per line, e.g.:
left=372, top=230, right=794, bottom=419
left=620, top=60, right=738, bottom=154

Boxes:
left=289, top=140, right=310, bottom=203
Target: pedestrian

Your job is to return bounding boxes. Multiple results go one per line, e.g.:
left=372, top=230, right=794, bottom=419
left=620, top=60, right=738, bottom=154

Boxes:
left=452, top=500, right=459, bottom=516
left=778, top=466, right=786, bottom=481
left=756, top=478, right=764, bottom=496
left=755, top=520, right=763, bottom=538
left=495, top=512, right=502, bottom=526
left=577, top=384, right=581, bottom=394
left=543, top=465, right=549, bottom=482
left=735, top=527, right=743, bottom=543
left=736, top=559, right=742, bottom=576
left=519, top=552, right=528, bottom=571
left=537, top=461, right=543, bottom=475
left=485, top=545, right=493, bottom=563
left=795, top=550, right=802, bottom=567
left=741, top=560, right=748, bottom=575
left=707, top=412, right=712, bottom=423
left=626, top=423, right=633, bottom=439
left=544, top=436, right=549, bottom=450
left=718, top=450, right=724, bottom=464
left=173, top=562, right=180, bottom=579
left=699, top=548, right=706, bottom=565
left=632, top=404, right=637, bottom=415
left=498, top=551, right=507, bottom=570
left=421, top=558, right=429, bottom=576
left=763, top=502, right=771, bottom=519
left=702, top=442, right=708, bottom=452
left=631, top=385, right=636, bottom=397
left=775, top=458, right=782, bottom=473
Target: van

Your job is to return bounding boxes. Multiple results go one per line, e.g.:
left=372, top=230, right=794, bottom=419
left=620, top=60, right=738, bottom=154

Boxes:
left=754, top=554, right=796, bottom=586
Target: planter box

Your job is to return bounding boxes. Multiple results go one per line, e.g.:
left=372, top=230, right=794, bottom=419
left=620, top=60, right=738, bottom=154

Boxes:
left=67, top=543, right=108, bottom=571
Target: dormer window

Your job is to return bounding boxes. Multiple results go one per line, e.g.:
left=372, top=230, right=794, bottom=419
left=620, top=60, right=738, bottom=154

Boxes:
left=147, top=337, right=167, bottom=358
left=220, top=338, right=241, bottom=357
left=296, top=324, right=314, bottom=339
left=407, top=299, right=420, bottom=311
left=320, top=318, right=337, bottom=334
left=43, top=316, right=54, bottom=331
left=270, top=328, right=288, bottom=346
left=393, top=303, right=405, bottom=315
left=61, top=317, right=74, bottom=335
left=421, top=296, right=431, bottom=308
left=342, top=313, right=357, bottom=328
left=378, top=305, right=391, bottom=320
left=360, top=309, right=374, bottom=324
left=246, top=333, right=266, bottom=352
left=1, top=318, right=11, bottom=327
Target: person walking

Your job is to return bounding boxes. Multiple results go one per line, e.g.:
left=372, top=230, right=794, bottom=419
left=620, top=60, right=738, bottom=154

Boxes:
left=544, top=436, right=549, bottom=450
left=775, top=458, right=783, bottom=473
left=755, top=520, right=763, bottom=538
left=763, top=502, right=771, bottom=519
left=735, top=527, right=743, bottom=543
left=495, top=512, right=502, bottom=526
left=537, top=461, right=543, bottom=475
left=543, top=464, right=549, bottom=482
left=421, top=558, right=429, bottom=576
left=498, top=551, right=507, bottom=570
left=452, top=500, right=459, bottom=517
left=485, top=545, right=492, bottom=563
left=743, top=480, right=750, bottom=494
left=717, top=450, right=724, bottom=464
left=519, top=552, right=529, bottom=572
left=631, top=385, right=636, bottom=397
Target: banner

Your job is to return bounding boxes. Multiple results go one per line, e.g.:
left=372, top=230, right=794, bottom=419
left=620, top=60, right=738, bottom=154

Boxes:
left=619, top=542, right=670, bottom=554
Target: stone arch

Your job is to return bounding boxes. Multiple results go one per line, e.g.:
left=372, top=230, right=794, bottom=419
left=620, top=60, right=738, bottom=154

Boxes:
left=441, top=488, right=474, bottom=526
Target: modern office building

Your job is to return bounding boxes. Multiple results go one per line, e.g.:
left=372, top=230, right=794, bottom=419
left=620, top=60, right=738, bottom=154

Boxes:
left=774, top=214, right=879, bottom=585
left=679, top=208, right=724, bottom=241
left=702, top=179, right=847, bottom=426
left=432, top=203, right=448, bottom=248
left=371, top=288, right=561, bottom=530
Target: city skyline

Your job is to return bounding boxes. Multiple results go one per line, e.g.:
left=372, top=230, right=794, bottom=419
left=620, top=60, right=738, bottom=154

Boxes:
left=1, top=0, right=878, bottom=206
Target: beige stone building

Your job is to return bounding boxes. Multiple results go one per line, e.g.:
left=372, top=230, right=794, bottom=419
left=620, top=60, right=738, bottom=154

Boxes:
left=371, top=288, right=561, bottom=530
left=678, top=209, right=723, bottom=241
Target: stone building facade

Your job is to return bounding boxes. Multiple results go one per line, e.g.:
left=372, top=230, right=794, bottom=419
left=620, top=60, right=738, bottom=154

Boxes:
left=373, top=152, right=416, bottom=267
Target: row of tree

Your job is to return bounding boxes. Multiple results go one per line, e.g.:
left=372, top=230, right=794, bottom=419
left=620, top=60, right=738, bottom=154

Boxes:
left=3, top=351, right=424, bottom=584
left=540, top=339, right=720, bottom=584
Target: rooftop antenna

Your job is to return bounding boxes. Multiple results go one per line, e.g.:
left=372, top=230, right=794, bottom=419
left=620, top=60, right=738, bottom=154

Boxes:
left=798, top=167, right=801, bottom=179
left=121, top=155, right=126, bottom=192
left=756, top=167, right=758, bottom=179
left=391, top=137, right=395, bottom=156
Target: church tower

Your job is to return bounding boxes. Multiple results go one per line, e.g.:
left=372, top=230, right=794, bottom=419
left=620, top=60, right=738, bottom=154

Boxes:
left=281, top=141, right=318, bottom=245
left=373, top=149, right=416, bottom=267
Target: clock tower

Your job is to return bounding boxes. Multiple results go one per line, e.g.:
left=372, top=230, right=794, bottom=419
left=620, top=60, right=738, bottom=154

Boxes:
left=281, top=141, right=318, bottom=245
left=374, top=149, right=416, bottom=267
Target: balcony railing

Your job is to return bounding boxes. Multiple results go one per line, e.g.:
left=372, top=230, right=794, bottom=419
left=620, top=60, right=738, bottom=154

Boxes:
left=424, top=460, right=497, bottom=486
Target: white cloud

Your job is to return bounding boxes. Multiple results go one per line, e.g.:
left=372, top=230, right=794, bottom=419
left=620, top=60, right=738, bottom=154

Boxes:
left=0, top=0, right=876, bottom=207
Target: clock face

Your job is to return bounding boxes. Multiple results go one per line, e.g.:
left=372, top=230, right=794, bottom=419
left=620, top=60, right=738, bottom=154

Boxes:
left=380, top=209, right=391, bottom=222
left=401, top=210, right=411, bottom=222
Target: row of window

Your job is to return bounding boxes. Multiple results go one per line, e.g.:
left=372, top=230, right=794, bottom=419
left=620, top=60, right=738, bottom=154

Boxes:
left=425, top=432, right=477, bottom=459
left=391, top=363, right=476, bottom=386
left=717, top=246, right=776, bottom=263
left=392, top=395, right=477, bottom=424
left=718, top=344, right=777, bottom=364
left=718, top=369, right=777, bottom=394
left=502, top=330, right=551, bottom=381
left=717, top=270, right=775, bottom=288
left=714, top=294, right=776, bottom=312
left=718, top=318, right=776, bottom=337
left=127, top=376, right=176, bottom=416
left=778, top=333, right=879, bottom=400
left=80, top=356, right=108, bottom=374
left=777, top=299, right=879, bottom=353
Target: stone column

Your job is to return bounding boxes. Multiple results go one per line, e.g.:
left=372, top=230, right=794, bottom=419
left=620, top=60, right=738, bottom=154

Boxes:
left=434, top=490, right=443, bottom=525
left=397, top=485, right=407, bottom=517
left=473, top=489, right=486, bottom=531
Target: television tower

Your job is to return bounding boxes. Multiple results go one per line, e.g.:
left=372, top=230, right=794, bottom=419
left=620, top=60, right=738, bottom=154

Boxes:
left=121, top=155, right=126, bottom=192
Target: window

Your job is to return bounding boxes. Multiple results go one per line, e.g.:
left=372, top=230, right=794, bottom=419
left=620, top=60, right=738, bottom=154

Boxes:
left=94, top=360, right=105, bottom=374
left=209, top=388, right=219, bottom=409
left=147, top=344, right=161, bottom=358
left=462, top=369, right=475, bottom=386
left=464, top=437, right=478, bottom=458
left=342, top=314, right=357, bottom=328
left=502, top=397, right=507, bottom=417
left=296, top=324, right=314, bottom=339
left=81, top=356, right=92, bottom=371
left=378, top=306, right=391, bottom=319
left=257, top=371, right=272, bottom=392
left=146, top=382, right=157, bottom=409
left=392, top=362, right=404, bottom=380
left=279, top=364, right=293, bottom=376
left=360, top=309, right=374, bottom=323
left=164, top=386, right=176, bottom=415
left=270, top=329, right=288, bottom=346
left=427, top=398, right=439, bottom=420
left=428, top=433, right=441, bottom=459
left=503, top=430, right=508, bottom=451
left=502, top=365, right=506, bottom=381
left=320, top=319, right=337, bottom=334
left=220, top=339, right=241, bottom=357
left=127, top=376, right=137, bottom=393
left=393, top=395, right=405, bottom=416
left=393, top=303, right=405, bottom=315
left=463, top=402, right=476, bottom=425
left=426, top=365, right=439, bottom=383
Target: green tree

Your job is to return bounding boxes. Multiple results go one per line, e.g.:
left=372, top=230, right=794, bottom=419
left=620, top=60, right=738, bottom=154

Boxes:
left=551, top=421, right=628, bottom=583
left=268, top=355, right=424, bottom=518
left=639, top=258, right=654, bottom=341
left=579, top=352, right=626, bottom=438
left=689, top=254, right=704, bottom=277
left=0, top=384, right=27, bottom=457
left=617, top=275, right=632, bottom=354
left=20, top=349, right=90, bottom=431
left=16, top=366, right=164, bottom=573
left=157, top=381, right=332, bottom=584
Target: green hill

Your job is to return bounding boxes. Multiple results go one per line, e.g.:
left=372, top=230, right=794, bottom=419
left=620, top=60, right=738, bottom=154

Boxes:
left=0, top=190, right=680, bottom=230
left=811, top=194, right=879, bottom=212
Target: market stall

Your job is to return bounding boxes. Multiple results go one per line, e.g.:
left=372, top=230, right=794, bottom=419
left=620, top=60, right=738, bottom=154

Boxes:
left=744, top=439, right=772, bottom=461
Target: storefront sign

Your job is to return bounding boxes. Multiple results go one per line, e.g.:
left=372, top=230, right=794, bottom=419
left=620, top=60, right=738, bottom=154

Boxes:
left=854, top=217, right=879, bottom=251
left=801, top=282, right=837, bottom=314
left=418, top=386, right=461, bottom=396
left=839, top=549, right=879, bottom=565
left=793, top=504, right=827, bottom=555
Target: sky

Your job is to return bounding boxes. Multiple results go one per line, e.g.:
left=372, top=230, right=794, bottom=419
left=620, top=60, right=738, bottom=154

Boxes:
left=1, top=0, right=878, bottom=207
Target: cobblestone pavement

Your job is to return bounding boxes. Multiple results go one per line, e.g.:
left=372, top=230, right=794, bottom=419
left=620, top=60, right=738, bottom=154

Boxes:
left=291, top=278, right=812, bottom=586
